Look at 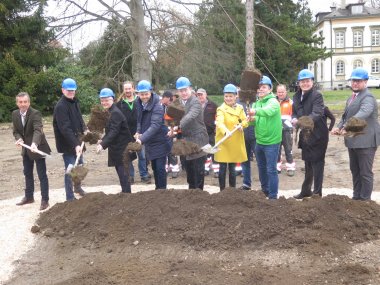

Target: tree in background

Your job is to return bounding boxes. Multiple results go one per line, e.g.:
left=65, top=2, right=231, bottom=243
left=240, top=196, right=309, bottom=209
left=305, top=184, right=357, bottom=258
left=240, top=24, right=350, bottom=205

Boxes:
left=0, top=0, right=67, bottom=122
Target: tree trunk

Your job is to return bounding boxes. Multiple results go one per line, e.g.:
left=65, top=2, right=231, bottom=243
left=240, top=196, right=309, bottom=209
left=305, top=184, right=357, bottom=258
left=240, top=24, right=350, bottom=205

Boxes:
left=127, top=0, right=152, bottom=81
left=245, top=0, right=255, bottom=70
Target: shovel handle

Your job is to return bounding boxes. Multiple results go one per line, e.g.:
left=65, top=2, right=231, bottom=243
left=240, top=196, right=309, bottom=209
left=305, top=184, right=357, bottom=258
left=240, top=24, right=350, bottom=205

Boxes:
left=74, top=141, right=85, bottom=167
left=213, top=124, right=242, bottom=149
left=19, top=143, right=50, bottom=157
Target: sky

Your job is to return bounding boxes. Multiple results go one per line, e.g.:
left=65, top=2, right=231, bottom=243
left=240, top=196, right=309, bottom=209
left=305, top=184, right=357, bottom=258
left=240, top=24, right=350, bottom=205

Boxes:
left=49, top=0, right=361, bottom=53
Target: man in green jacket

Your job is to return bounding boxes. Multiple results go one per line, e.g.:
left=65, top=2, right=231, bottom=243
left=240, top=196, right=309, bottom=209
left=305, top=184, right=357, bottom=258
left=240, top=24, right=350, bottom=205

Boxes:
left=248, top=76, right=282, bottom=199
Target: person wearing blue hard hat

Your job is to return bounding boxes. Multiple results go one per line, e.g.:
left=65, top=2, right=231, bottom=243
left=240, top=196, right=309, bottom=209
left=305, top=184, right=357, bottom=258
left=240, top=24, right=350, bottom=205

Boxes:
left=116, top=81, right=151, bottom=185
left=53, top=78, right=87, bottom=201
left=135, top=80, right=172, bottom=190
left=332, top=68, right=380, bottom=200
left=176, top=76, right=209, bottom=190
left=248, top=75, right=282, bottom=199
left=214, top=84, right=248, bottom=191
left=291, top=68, right=329, bottom=199
left=96, top=88, right=135, bottom=193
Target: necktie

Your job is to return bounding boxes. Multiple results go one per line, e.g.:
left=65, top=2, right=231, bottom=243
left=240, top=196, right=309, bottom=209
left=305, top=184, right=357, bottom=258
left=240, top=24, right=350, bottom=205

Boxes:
left=182, top=100, right=187, bottom=106
left=21, top=113, right=26, bottom=127
left=348, top=93, right=357, bottom=106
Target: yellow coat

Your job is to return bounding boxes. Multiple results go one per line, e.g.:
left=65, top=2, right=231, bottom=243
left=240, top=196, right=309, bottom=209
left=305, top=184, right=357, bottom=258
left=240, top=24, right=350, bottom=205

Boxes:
left=214, top=103, right=248, bottom=163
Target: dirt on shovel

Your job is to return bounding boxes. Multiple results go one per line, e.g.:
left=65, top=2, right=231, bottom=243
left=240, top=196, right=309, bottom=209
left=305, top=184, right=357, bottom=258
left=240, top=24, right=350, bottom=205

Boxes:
left=69, top=165, right=89, bottom=187
left=87, top=105, right=110, bottom=133
left=171, top=139, right=201, bottom=156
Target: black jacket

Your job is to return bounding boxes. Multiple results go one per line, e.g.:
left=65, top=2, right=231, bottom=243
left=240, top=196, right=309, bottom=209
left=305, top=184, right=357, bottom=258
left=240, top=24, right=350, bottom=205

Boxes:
left=203, top=100, right=217, bottom=145
left=116, top=97, right=138, bottom=137
left=292, top=88, right=329, bottom=162
left=53, top=95, right=86, bottom=154
left=100, top=104, right=135, bottom=166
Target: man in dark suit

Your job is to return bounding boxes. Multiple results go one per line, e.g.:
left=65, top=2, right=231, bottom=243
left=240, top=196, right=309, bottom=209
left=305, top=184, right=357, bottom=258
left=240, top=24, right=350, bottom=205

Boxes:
left=12, top=92, right=51, bottom=210
left=332, top=68, right=380, bottom=200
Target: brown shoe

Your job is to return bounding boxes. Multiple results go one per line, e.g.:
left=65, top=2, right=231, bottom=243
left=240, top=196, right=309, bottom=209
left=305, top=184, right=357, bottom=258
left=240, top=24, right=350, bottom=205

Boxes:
left=16, top=197, right=35, bottom=206
left=40, top=200, right=49, bottom=211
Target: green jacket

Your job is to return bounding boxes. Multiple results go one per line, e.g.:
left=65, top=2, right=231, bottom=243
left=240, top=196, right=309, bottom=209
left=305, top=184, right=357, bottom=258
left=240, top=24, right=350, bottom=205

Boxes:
left=250, top=92, right=282, bottom=145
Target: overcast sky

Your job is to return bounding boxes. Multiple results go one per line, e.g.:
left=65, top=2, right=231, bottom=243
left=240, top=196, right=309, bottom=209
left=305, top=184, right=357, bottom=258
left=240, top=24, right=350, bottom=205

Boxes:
left=51, top=0, right=361, bottom=53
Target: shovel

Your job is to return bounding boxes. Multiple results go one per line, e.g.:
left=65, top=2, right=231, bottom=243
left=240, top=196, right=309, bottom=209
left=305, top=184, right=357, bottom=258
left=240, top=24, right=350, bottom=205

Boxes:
left=19, top=143, right=51, bottom=157
left=201, top=124, right=242, bottom=154
left=66, top=141, right=85, bottom=174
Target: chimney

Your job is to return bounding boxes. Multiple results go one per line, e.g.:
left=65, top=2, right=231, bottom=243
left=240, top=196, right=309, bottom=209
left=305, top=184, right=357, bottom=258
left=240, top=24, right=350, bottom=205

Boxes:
left=340, top=0, right=346, bottom=8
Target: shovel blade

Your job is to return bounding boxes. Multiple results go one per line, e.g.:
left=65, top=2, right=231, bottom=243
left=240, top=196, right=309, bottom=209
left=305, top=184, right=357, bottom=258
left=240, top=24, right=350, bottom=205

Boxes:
left=201, top=144, right=219, bottom=154
left=66, top=164, right=74, bottom=174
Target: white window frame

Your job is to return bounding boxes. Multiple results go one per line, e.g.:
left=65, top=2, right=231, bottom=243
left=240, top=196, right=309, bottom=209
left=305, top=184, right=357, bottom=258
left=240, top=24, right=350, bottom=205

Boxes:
left=353, top=59, right=363, bottom=69
left=336, top=60, right=344, bottom=75
left=335, top=31, right=345, bottom=48
left=353, top=31, right=363, bottom=47
left=372, top=59, right=379, bottom=73
left=371, top=30, right=380, bottom=46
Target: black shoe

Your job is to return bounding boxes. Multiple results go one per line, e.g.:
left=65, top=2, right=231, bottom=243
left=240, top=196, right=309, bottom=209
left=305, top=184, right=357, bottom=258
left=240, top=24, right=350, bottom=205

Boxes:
left=239, top=185, right=251, bottom=191
left=74, top=188, right=86, bottom=197
left=16, top=197, right=35, bottom=206
left=141, top=176, right=151, bottom=183
left=293, top=193, right=312, bottom=199
left=40, top=200, right=49, bottom=211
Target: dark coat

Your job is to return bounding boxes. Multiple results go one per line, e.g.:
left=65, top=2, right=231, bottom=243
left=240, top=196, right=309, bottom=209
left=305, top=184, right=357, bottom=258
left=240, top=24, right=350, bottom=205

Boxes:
left=100, top=104, right=135, bottom=166
left=136, top=93, right=171, bottom=161
left=292, top=88, right=329, bottom=162
left=12, top=107, right=51, bottom=160
left=116, top=97, right=138, bottom=137
left=53, top=96, right=86, bottom=155
left=203, top=99, right=217, bottom=145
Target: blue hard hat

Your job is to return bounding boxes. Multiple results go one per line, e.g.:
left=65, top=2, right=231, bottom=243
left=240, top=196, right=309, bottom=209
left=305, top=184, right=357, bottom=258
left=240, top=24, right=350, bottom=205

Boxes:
left=223, top=84, right=237, bottom=94
left=176, top=77, right=191, bottom=90
left=350, top=68, right=369, bottom=80
left=62, top=78, right=77, bottom=90
left=99, top=88, right=115, bottom=98
left=136, top=80, right=152, bottom=92
left=298, top=69, right=314, bottom=81
left=259, top=76, right=272, bottom=88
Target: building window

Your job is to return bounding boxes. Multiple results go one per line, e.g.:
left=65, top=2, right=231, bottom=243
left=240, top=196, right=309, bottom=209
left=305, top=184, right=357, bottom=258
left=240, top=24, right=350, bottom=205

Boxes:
left=353, top=59, right=363, bottom=69
left=372, top=59, right=379, bottom=73
left=353, top=31, right=363, bottom=47
left=336, top=60, right=344, bottom=75
left=372, top=30, right=380, bottom=46
left=336, top=31, right=345, bottom=48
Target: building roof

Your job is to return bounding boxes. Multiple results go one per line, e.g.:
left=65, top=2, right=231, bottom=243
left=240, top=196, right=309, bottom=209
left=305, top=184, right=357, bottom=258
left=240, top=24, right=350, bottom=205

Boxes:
left=315, top=3, right=380, bottom=25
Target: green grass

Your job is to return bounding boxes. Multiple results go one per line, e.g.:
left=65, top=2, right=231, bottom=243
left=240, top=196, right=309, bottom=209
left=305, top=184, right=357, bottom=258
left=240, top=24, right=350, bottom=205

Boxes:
left=209, top=88, right=380, bottom=112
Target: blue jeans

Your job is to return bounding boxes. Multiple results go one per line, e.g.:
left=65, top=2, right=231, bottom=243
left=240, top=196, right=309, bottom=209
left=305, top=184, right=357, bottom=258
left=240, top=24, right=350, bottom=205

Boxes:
left=255, top=143, right=280, bottom=199
left=23, top=154, right=49, bottom=201
left=241, top=138, right=256, bottom=188
left=129, top=147, right=149, bottom=178
left=63, top=153, right=84, bottom=201
left=151, top=156, right=167, bottom=189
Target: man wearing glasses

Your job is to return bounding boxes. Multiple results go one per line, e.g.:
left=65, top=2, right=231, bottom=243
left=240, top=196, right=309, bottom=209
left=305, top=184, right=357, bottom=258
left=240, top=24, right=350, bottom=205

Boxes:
left=332, top=68, right=380, bottom=200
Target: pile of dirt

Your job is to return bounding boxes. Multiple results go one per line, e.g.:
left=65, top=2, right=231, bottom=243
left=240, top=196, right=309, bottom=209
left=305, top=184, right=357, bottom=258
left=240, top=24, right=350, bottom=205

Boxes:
left=37, top=189, right=380, bottom=255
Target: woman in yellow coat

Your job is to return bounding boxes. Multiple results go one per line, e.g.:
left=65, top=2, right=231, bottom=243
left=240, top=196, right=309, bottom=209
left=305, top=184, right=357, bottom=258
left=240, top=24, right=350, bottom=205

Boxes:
left=215, top=84, right=248, bottom=190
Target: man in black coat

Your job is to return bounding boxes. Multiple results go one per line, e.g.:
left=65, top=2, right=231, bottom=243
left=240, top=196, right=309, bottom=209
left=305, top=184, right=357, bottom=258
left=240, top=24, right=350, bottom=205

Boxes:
left=292, top=69, right=329, bottom=199
left=97, top=88, right=135, bottom=193
left=53, top=78, right=87, bottom=201
left=12, top=92, right=51, bottom=210
left=116, top=81, right=151, bottom=184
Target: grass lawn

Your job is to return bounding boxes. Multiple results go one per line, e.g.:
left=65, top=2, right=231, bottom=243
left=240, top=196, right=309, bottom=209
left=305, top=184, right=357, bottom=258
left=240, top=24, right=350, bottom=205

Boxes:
left=209, top=88, right=380, bottom=112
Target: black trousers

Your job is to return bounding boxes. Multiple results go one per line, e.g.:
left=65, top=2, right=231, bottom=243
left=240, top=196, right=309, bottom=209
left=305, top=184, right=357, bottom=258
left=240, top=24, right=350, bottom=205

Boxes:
left=218, top=163, right=236, bottom=191
left=115, top=164, right=131, bottom=193
left=348, top=147, right=377, bottom=200
left=299, top=160, right=325, bottom=196
left=23, top=154, right=49, bottom=201
left=278, top=130, right=293, bottom=163
left=185, top=155, right=206, bottom=190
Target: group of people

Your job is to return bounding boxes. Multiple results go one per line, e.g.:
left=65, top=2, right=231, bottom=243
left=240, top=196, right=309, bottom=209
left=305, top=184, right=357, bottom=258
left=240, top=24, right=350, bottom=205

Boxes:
left=12, top=67, right=380, bottom=210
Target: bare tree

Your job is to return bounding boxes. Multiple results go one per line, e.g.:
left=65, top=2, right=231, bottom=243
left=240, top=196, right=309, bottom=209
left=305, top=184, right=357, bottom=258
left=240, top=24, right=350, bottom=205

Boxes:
left=48, top=0, right=201, bottom=81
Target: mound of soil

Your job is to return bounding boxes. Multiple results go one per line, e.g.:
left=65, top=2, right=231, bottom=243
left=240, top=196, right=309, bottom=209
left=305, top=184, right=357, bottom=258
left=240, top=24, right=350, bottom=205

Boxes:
left=37, top=190, right=380, bottom=254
